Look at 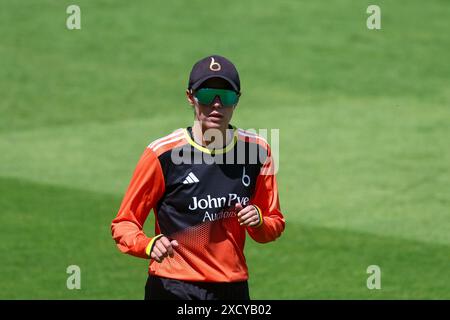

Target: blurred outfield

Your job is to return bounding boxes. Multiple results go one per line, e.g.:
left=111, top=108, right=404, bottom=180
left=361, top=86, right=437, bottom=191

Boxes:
left=0, top=0, right=449, bottom=299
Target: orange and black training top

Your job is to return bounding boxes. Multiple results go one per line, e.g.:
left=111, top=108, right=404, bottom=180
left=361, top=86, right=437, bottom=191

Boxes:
left=111, top=125, right=285, bottom=282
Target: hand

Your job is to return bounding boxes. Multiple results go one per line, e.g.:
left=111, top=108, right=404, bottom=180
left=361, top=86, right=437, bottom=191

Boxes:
left=151, top=236, right=179, bottom=263
left=235, top=203, right=261, bottom=227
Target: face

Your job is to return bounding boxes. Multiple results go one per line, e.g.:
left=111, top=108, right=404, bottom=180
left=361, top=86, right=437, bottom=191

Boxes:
left=186, top=78, right=238, bottom=131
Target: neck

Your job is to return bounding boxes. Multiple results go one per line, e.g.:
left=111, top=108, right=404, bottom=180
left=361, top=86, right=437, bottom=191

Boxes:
left=192, top=121, right=232, bottom=148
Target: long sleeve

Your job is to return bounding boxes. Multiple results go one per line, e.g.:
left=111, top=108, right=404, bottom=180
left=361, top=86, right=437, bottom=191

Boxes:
left=247, top=145, right=285, bottom=243
left=111, top=147, right=165, bottom=258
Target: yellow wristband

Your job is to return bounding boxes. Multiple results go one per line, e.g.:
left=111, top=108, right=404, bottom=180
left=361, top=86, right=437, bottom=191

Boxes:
left=145, top=234, right=164, bottom=257
left=252, top=205, right=264, bottom=228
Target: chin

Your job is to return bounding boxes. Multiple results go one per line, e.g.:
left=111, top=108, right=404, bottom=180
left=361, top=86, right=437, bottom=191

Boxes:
left=204, top=119, right=225, bottom=128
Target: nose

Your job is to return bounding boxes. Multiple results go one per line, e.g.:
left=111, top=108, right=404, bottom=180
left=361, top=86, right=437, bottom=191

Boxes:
left=211, top=95, right=223, bottom=108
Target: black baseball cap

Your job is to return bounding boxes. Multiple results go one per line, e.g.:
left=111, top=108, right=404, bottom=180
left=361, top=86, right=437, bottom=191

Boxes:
left=188, top=55, right=240, bottom=93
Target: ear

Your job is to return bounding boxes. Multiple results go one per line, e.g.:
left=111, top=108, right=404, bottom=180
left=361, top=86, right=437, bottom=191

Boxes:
left=186, top=89, right=195, bottom=106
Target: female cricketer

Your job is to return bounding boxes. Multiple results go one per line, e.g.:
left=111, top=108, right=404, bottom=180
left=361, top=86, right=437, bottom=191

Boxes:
left=111, top=55, right=285, bottom=300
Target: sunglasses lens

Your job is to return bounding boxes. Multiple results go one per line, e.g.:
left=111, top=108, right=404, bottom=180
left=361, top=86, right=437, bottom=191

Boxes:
left=195, top=89, right=216, bottom=105
left=220, top=90, right=239, bottom=106
left=195, top=89, right=239, bottom=106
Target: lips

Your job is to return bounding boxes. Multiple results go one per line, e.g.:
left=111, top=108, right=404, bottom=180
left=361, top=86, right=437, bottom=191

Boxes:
left=208, top=112, right=223, bottom=119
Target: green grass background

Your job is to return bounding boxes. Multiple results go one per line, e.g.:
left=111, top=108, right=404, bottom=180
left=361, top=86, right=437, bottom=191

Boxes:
left=0, top=0, right=449, bottom=299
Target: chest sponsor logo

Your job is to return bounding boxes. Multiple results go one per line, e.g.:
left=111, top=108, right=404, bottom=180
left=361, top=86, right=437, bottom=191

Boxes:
left=188, top=193, right=249, bottom=211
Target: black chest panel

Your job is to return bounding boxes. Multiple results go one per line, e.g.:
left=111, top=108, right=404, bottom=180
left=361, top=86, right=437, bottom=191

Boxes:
left=156, top=140, right=266, bottom=236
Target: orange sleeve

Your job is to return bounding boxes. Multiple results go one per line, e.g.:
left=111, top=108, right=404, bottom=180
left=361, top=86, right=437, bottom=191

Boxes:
left=247, top=145, right=285, bottom=243
left=111, top=147, right=165, bottom=258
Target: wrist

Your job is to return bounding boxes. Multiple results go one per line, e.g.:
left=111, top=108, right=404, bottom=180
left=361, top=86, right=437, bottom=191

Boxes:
left=251, top=205, right=264, bottom=228
left=145, top=234, right=164, bottom=257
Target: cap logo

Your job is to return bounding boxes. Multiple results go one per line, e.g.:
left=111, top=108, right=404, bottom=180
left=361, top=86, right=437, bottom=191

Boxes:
left=209, top=57, right=221, bottom=72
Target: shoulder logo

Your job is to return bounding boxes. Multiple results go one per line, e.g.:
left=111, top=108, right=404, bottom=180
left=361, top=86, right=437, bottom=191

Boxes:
left=209, top=57, right=221, bottom=71
left=183, top=172, right=200, bottom=184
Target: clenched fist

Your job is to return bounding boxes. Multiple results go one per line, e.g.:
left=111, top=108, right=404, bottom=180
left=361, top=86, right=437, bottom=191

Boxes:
left=150, top=236, right=179, bottom=263
left=235, top=203, right=261, bottom=227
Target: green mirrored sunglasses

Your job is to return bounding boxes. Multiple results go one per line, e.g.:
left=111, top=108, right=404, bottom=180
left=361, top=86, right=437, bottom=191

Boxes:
left=194, top=88, right=240, bottom=107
